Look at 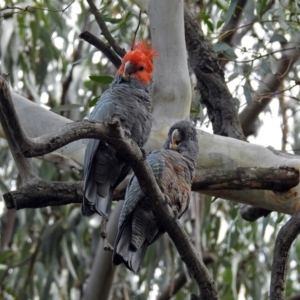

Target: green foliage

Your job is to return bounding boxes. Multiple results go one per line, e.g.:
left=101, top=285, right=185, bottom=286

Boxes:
left=89, top=75, right=114, bottom=84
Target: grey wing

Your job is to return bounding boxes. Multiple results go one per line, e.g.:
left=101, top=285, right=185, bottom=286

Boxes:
left=117, top=150, right=164, bottom=228
left=112, top=151, right=165, bottom=272
left=82, top=90, right=116, bottom=216
left=84, top=89, right=116, bottom=176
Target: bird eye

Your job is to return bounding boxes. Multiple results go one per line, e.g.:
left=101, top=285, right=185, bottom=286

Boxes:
left=139, top=66, right=145, bottom=71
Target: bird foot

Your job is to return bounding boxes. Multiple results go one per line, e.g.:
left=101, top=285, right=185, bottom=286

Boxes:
left=140, top=147, right=147, bottom=160
left=163, top=195, right=171, bottom=205
left=171, top=205, right=179, bottom=219
left=163, top=195, right=178, bottom=219
left=100, top=216, right=114, bottom=252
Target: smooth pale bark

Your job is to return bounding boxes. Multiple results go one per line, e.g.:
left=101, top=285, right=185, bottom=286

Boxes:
left=146, top=0, right=192, bottom=151
left=82, top=202, right=122, bottom=300
left=196, top=131, right=300, bottom=215
left=0, top=92, right=85, bottom=173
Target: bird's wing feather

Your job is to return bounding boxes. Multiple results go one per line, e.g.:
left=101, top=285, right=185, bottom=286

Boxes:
left=117, top=150, right=164, bottom=228
left=82, top=89, right=117, bottom=216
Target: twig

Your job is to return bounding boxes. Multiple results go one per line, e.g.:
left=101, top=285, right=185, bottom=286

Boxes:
left=270, top=208, right=300, bottom=300
left=218, top=0, right=247, bottom=68
left=131, top=10, right=142, bottom=50
left=3, top=2, right=74, bottom=13
left=100, top=216, right=114, bottom=252
left=239, top=35, right=300, bottom=137
left=79, top=31, right=122, bottom=68
left=0, top=255, right=32, bottom=286
left=86, top=0, right=126, bottom=58
left=157, top=253, right=216, bottom=300
left=61, top=15, right=89, bottom=110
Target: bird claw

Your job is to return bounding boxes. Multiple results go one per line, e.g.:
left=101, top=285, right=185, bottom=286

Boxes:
left=163, top=195, right=171, bottom=205
left=140, top=147, right=147, bottom=160
left=123, top=128, right=131, bottom=138
left=163, top=196, right=178, bottom=218
left=171, top=205, right=179, bottom=219
left=100, top=216, right=114, bottom=252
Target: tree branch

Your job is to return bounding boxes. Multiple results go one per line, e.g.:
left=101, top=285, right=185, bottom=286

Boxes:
left=4, top=179, right=83, bottom=210
left=5, top=166, right=298, bottom=210
left=86, top=0, right=126, bottom=58
left=239, top=34, right=300, bottom=136
left=0, top=75, right=37, bottom=182
left=193, top=167, right=298, bottom=192
left=270, top=208, right=300, bottom=300
left=184, top=5, right=245, bottom=141
left=79, top=31, right=122, bottom=68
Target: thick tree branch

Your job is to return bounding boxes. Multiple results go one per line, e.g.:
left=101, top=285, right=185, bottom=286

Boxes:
left=4, top=179, right=83, bottom=210
left=79, top=31, right=122, bottom=68
left=5, top=166, right=298, bottom=210
left=270, top=208, right=300, bottom=300
left=183, top=5, right=272, bottom=221
left=86, top=0, right=126, bottom=58
left=184, top=5, right=245, bottom=141
left=193, top=167, right=298, bottom=192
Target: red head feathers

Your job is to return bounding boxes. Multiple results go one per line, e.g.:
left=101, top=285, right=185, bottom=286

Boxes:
left=117, top=41, right=158, bottom=84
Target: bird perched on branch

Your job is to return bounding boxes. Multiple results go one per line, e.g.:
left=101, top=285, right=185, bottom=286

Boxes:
left=113, top=120, right=199, bottom=273
left=82, top=42, right=157, bottom=217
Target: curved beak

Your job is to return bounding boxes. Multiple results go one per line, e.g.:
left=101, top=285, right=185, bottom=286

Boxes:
left=122, top=61, right=136, bottom=80
left=169, top=129, right=182, bottom=150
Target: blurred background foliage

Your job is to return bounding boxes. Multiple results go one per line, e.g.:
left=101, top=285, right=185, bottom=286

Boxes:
left=0, top=0, right=300, bottom=299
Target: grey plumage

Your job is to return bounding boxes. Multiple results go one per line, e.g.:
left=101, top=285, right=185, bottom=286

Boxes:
left=82, top=76, right=152, bottom=217
left=113, top=120, right=199, bottom=273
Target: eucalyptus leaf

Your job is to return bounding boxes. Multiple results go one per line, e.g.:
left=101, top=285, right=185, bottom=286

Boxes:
left=213, top=42, right=230, bottom=53
left=227, top=72, right=239, bottom=82
left=224, top=0, right=238, bottom=26
left=270, top=33, right=288, bottom=43
left=50, top=104, right=82, bottom=113
left=88, top=96, right=101, bottom=108
left=261, top=60, right=272, bottom=74
left=102, top=15, right=123, bottom=23
left=89, top=75, right=114, bottom=84
left=269, top=55, right=278, bottom=74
